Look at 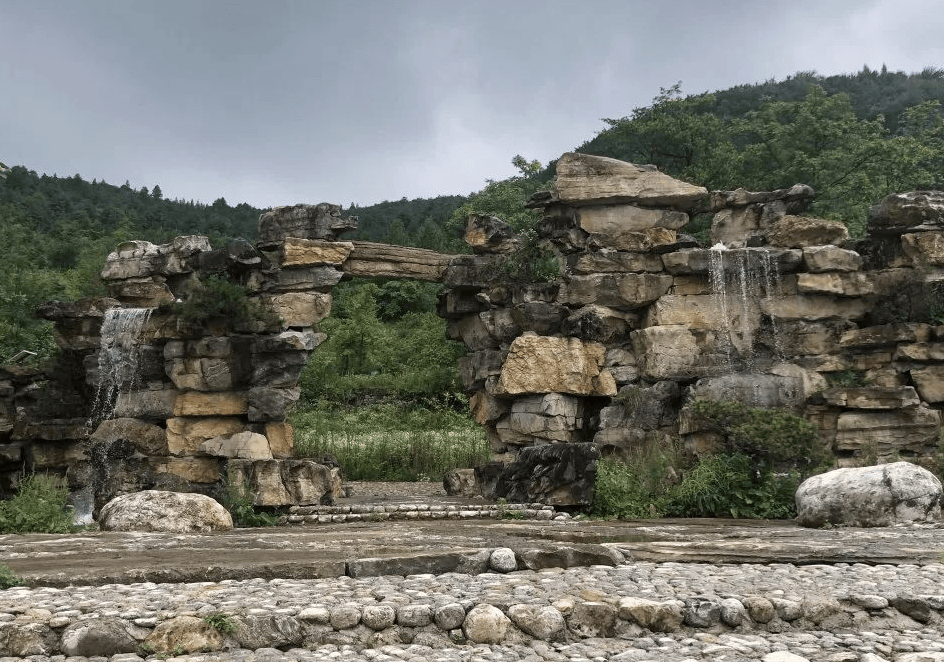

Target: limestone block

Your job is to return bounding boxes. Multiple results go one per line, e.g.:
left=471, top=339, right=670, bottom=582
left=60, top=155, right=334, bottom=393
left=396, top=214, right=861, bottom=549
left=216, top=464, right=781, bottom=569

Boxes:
left=552, top=153, right=708, bottom=208
left=165, top=417, right=245, bottom=456
left=469, top=391, right=508, bottom=425
left=572, top=250, right=664, bottom=273
left=618, top=597, right=683, bottom=633
left=661, top=247, right=802, bottom=276
left=578, top=204, right=688, bottom=235
left=901, top=231, right=944, bottom=265
left=632, top=326, right=725, bottom=380
left=450, top=314, right=498, bottom=351
left=158, top=456, right=223, bottom=483
left=199, top=431, right=272, bottom=459
left=114, top=389, right=178, bottom=419
left=99, top=490, right=232, bottom=532
left=280, top=238, right=354, bottom=267
left=251, top=352, right=308, bottom=388
left=247, top=386, right=301, bottom=422
left=645, top=294, right=741, bottom=330
left=760, top=294, right=867, bottom=321
left=496, top=335, right=615, bottom=396
left=228, top=459, right=342, bottom=506
left=797, top=269, right=912, bottom=297
left=588, top=227, right=677, bottom=252
left=506, top=393, right=584, bottom=442
left=868, top=191, right=944, bottom=235
left=264, top=421, right=295, bottom=458
left=670, top=275, right=711, bottom=295
left=770, top=363, right=828, bottom=398
left=510, top=301, right=567, bottom=335
left=262, top=292, right=332, bottom=328
left=343, top=241, right=453, bottom=281
left=910, top=366, right=944, bottom=403
left=28, top=441, right=85, bottom=469
left=710, top=206, right=764, bottom=247
left=479, top=308, right=520, bottom=344
left=818, top=386, right=920, bottom=410
left=167, top=357, right=246, bottom=391
left=767, top=215, right=849, bottom=247
left=839, top=323, right=932, bottom=349
left=257, top=203, right=357, bottom=248
left=143, top=615, right=227, bottom=654
left=59, top=616, right=139, bottom=657
left=459, top=349, right=505, bottom=390
left=895, top=342, right=944, bottom=361
left=272, top=266, right=344, bottom=292
left=464, top=214, right=518, bottom=253
left=90, top=418, right=167, bottom=456
left=561, top=305, right=636, bottom=343
left=689, top=373, right=804, bottom=410
left=834, top=405, right=940, bottom=457
left=253, top=329, right=325, bottom=353
left=802, top=245, right=863, bottom=272
left=107, top=279, right=174, bottom=307
left=796, top=462, right=942, bottom=527
left=561, top=273, right=672, bottom=308
left=173, top=391, right=248, bottom=417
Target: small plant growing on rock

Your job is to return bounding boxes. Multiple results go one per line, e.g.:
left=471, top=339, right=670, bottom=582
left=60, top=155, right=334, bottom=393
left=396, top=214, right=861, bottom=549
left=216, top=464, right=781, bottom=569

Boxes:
left=203, top=611, right=239, bottom=634
left=221, top=468, right=279, bottom=528
left=0, top=563, right=25, bottom=589
left=161, top=274, right=279, bottom=330
left=501, top=229, right=560, bottom=284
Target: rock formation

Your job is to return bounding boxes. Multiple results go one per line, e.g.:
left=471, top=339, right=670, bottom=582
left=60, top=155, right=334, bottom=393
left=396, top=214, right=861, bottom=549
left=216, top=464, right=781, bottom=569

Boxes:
left=5, top=154, right=944, bottom=510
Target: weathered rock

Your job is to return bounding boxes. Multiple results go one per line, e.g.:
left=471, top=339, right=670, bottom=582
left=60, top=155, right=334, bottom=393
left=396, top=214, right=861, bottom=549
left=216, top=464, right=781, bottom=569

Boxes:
left=361, top=605, right=397, bottom=631
left=661, top=247, right=803, bottom=276
left=571, top=250, right=664, bottom=273
left=594, top=381, right=679, bottom=444
left=464, top=214, right=518, bottom=253
left=507, top=604, right=565, bottom=641
left=683, top=598, right=721, bottom=628
left=273, top=266, right=344, bottom=292
left=262, top=291, right=332, bottom=328
left=101, top=236, right=211, bottom=280
left=578, top=204, right=688, bottom=237
left=0, top=622, right=57, bottom=657
left=114, top=388, right=178, bottom=419
left=708, top=184, right=815, bottom=212
left=767, top=215, right=849, bottom=247
left=228, top=459, right=342, bottom=506
left=796, top=462, right=943, bottom=527
left=143, top=615, right=227, bottom=655
left=588, top=227, right=678, bottom=252
left=264, top=421, right=295, bottom=458
left=280, top=238, right=354, bottom=267
left=549, top=153, right=708, bottom=209
left=510, top=302, right=567, bottom=335
left=258, top=203, right=357, bottom=248
left=901, top=231, right=944, bottom=265
left=840, top=323, right=932, bottom=349
left=632, top=326, right=725, bottom=380
left=230, top=614, right=304, bottom=649
left=458, top=349, right=505, bottom=391
left=760, top=294, right=867, bottom=321
left=803, top=245, right=863, bottom=272
left=502, top=393, right=584, bottom=443
left=816, top=386, right=920, bottom=410
left=834, top=405, right=941, bottom=458
left=343, top=241, right=453, bottom=281
left=910, top=365, right=944, bottom=403
left=497, top=335, right=615, bottom=397
left=463, top=604, right=510, bottom=644
left=166, top=416, right=244, bottom=456
left=469, top=391, right=509, bottom=425
left=99, top=490, right=234, bottom=532
left=443, top=468, right=478, bottom=496
left=567, top=601, right=618, bottom=638
left=618, top=597, right=683, bottom=633
left=59, top=616, right=139, bottom=656
left=199, top=431, right=272, bottom=459
left=493, top=443, right=599, bottom=506
left=157, top=457, right=222, bottom=484
left=90, top=418, right=167, bottom=456
left=868, top=191, right=944, bottom=235
left=561, top=305, right=635, bottom=343
left=688, top=373, right=804, bottom=411
left=247, top=386, right=300, bottom=422
left=562, top=273, right=673, bottom=308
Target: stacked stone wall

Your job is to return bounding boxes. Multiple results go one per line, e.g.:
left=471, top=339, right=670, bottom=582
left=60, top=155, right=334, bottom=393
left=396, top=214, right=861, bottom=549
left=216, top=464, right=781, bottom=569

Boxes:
left=4, top=153, right=944, bottom=509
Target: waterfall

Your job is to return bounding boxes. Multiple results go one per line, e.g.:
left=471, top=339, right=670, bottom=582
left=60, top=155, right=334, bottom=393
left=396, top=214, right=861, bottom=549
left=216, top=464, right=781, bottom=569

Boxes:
left=709, top=245, right=784, bottom=373
left=88, top=307, right=153, bottom=426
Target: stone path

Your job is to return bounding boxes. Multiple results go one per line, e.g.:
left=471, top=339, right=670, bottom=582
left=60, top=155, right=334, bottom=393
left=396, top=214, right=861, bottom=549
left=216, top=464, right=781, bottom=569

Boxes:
left=0, top=514, right=943, bottom=661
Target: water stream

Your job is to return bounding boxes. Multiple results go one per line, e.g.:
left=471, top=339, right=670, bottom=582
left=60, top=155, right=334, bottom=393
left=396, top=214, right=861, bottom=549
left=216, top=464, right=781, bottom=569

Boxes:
left=87, top=307, right=153, bottom=426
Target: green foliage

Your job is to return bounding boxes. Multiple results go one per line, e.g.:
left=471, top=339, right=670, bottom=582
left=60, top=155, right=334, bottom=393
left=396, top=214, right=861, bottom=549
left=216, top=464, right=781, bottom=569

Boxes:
left=163, top=275, right=279, bottom=330
left=300, top=280, right=464, bottom=406
left=688, top=399, right=825, bottom=473
left=291, top=402, right=489, bottom=482
left=825, top=370, right=871, bottom=388
left=0, top=563, right=25, bottom=590
left=500, top=229, right=561, bottom=284
left=661, top=453, right=799, bottom=519
left=0, top=474, right=75, bottom=534
left=592, top=442, right=680, bottom=520
left=203, top=612, right=239, bottom=634
left=221, top=469, right=279, bottom=528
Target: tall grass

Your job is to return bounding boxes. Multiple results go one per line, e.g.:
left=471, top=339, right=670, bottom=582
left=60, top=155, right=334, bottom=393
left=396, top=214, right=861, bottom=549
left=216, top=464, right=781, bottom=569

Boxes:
left=0, top=473, right=75, bottom=534
left=290, top=402, right=490, bottom=481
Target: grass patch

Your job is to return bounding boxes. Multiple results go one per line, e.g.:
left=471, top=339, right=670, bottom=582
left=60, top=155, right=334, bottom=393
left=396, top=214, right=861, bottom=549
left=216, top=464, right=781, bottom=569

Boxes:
left=0, top=473, right=75, bottom=534
left=291, top=402, right=490, bottom=481
left=220, top=468, right=280, bottom=528
left=0, top=563, right=25, bottom=589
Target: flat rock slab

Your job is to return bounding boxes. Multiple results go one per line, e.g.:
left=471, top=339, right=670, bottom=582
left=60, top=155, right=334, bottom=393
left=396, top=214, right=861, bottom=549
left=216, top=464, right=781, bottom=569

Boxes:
left=2, top=517, right=943, bottom=587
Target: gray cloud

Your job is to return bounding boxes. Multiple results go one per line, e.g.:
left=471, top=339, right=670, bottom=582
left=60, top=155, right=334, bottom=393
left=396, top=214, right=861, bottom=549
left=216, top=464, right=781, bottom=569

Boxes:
left=2, top=0, right=942, bottom=208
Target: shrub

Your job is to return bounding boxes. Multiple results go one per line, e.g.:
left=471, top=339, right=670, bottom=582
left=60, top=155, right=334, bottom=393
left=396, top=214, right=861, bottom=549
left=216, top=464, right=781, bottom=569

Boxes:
left=220, top=469, right=279, bottom=528
left=161, top=275, right=279, bottom=329
left=0, top=563, right=25, bottom=589
left=203, top=612, right=239, bottom=634
left=592, top=441, right=681, bottom=519
left=0, top=474, right=74, bottom=534
left=501, top=229, right=560, bottom=284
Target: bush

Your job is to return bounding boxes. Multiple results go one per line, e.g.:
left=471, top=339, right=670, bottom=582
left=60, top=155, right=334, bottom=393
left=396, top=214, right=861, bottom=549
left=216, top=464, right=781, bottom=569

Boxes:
left=0, top=474, right=75, bottom=534
left=161, top=275, right=279, bottom=329
left=220, top=469, right=279, bottom=528
left=592, top=442, right=681, bottom=519
left=0, top=563, right=25, bottom=589
left=501, top=229, right=560, bottom=284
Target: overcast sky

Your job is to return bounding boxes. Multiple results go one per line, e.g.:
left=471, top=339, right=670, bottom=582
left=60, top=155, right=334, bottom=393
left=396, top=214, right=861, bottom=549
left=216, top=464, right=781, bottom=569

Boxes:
left=2, top=0, right=942, bottom=209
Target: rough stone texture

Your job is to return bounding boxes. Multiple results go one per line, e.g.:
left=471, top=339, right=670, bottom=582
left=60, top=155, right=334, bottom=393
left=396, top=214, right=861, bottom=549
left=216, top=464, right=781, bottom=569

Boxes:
left=462, top=604, right=511, bottom=644
left=59, top=616, right=139, bottom=656
left=98, top=490, right=234, bottom=532
left=199, top=431, right=272, bottom=459
left=280, top=238, right=354, bottom=267
left=766, top=215, right=850, bottom=247
left=507, top=604, right=566, bottom=641
left=143, top=615, right=227, bottom=655
left=868, top=191, right=944, bottom=234
left=496, top=335, right=615, bottom=396
left=228, top=459, right=342, bottom=506
left=795, top=462, right=944, bottom=527
left=618, top=597, right=684, bottom=633
left=492, top=443, right=599, bottom=507
left=549, top=152, right=708, bottom=208
left=803, top=245, right=863, bottom=272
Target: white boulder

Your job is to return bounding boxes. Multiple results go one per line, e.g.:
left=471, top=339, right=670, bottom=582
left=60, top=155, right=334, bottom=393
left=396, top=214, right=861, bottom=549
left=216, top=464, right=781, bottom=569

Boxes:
left=796, top=462, right=943, bottom=527
left=98, top=490, right=233, bottom=532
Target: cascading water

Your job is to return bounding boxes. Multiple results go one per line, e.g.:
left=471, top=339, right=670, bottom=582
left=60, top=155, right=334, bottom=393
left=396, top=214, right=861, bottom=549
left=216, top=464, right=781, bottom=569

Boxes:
left=708, top=243, right=783, bottom=373
left=87, top=307, right=153, bottom=426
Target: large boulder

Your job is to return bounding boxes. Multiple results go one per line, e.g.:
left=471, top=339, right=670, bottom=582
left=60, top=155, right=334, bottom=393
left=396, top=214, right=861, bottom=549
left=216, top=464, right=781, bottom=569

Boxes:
left=496, top=335, right=616, bottom=396
left=868, top=191, right=944, bottom=235
left=795, top=462, right=943, bottom=528
left=98, top=490, right=234, bottom=532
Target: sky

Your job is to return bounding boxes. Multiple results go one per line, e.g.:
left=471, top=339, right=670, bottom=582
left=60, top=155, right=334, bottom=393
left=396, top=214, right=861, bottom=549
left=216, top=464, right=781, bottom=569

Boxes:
left=2, top=0, right=943, bottom=209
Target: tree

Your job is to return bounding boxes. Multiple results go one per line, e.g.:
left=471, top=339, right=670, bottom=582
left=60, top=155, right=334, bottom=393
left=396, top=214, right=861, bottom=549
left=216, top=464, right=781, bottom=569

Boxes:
left=151, top=184, right=163, bottom=200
